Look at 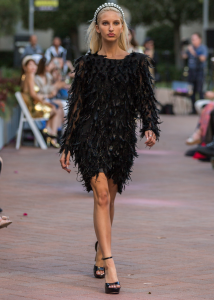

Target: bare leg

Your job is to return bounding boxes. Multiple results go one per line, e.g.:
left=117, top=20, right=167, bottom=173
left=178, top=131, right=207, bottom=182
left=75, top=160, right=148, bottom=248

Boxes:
left=95, top=176, right=118, bottom=275
left=48, top=107, right=62, bottom=136
left=52, top=100, right=65, bottom=124
left=108, top=178, right=118, bottom=225
left=91, top=173, right=120, bottom=288
left=205, top=91, right=214, bottom=100
left=46, top=106, right=56, bottom=132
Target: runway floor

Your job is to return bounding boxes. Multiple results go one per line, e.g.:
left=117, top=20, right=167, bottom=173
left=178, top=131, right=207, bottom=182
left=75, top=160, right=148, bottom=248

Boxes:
left=0, top=115, right=213, bottom=300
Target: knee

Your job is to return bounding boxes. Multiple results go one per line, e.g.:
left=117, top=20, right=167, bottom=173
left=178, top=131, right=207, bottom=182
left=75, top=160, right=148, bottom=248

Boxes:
left=51, top=106, right=57, bottom=115
left=96, top=190, right=110, bottom=208
left=205, top=91, right=214, bottom=99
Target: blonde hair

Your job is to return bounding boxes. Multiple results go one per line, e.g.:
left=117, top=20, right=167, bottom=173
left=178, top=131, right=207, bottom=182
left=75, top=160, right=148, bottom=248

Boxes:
left=87, top=7, right=129, bottom=54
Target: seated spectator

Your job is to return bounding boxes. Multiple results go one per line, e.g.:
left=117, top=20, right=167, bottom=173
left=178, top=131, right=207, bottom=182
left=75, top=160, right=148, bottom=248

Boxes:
left=186, top=101, right=214, bottom=145
left=0, top=156, right=2, bottom=174
left=194, top=90, right=214, bottom=114
left=0, top=157, right=13, bottom=229
left=0, top=216, right=12, bottom=228
left=34, top=57, right=68, bottom=124
left=21, top=56, right=62, bottom=148
left=45, top=37, right=74, bottom=76
left=21, top=35, right=43, bottom=59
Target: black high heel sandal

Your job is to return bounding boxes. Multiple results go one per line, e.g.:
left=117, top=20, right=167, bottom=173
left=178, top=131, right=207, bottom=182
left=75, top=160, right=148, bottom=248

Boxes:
left=102, top=256, right=121, bottom=294
left=93, top=241, right=105, bottom=279
left=41, top=128, right=58, bottom=139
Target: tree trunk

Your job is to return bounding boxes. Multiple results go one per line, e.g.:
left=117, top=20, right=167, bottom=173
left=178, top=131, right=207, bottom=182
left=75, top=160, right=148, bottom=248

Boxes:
left=174, top=25, right=182, bottom=69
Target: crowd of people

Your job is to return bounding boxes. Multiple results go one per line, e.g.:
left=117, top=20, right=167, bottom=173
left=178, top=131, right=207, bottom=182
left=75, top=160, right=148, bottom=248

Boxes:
left=127, top=29, right=158, bottom=79
left=182, top=33, right=214, bottom=162
left=20, top=35, right=75, bottom=148
left=19, top=32, right=159, bottom=149
left=18, top=32, right=214, bottom=159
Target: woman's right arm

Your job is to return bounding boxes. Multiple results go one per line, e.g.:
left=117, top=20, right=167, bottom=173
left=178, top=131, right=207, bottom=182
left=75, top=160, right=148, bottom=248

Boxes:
left=28, top=73, right=45, bottom=103
left=59, top=57, right=86, bottom=171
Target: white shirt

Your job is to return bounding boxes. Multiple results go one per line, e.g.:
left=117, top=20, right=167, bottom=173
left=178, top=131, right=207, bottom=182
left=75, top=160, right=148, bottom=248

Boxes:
left=45, top=45, right=67, bottom=62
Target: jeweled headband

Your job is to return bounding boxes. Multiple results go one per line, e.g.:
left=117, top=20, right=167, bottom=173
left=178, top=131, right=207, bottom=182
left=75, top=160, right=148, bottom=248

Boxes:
left=94, top=3, right=125, bottom=24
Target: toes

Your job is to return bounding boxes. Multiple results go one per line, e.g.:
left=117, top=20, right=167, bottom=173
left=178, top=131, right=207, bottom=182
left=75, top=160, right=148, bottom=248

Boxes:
left=109, top=284, right=120, bottom=288
left=96, top=270, right=104, bottom=275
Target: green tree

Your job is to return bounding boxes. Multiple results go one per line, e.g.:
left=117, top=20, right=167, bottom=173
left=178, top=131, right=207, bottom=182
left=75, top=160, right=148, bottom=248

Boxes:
left=21, top=0, right=103, bottom=56
left=120, top=0, right=203, bottom=68
left=147, top=24, right=174, bottom=52
left=0, top=0, right=21, bottom=35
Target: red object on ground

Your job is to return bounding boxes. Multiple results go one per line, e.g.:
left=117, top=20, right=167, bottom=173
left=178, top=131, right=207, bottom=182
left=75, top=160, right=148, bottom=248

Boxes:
left=23, top=213, right=28, bottom=216
left=192, top=142, right=207, bottom=160
left=193, top=152, right=207, bottom=159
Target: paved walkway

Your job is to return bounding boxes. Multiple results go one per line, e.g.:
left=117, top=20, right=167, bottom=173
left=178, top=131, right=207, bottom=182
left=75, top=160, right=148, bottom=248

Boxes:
left=0, top=115, right=213, bottom=300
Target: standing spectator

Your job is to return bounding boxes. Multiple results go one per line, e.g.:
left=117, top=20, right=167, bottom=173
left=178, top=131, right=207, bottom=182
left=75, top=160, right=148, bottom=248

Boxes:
left=45, top=37, right=66, bottom=66
left=143, top=37, right=158, bottom=64
left=21, top=35, right=43, bottom=59
left=45, top=37, right=74, bottom=75
left=143, top=37, right=159, bottom=80
left=182, top=33, right=208, bottom=114
left=127, top=28, right=143, bottom=54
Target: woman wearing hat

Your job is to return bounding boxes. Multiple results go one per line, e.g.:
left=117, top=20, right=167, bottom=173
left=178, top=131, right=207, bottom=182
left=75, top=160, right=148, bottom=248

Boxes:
left=21, top=56, right=62, bottom=147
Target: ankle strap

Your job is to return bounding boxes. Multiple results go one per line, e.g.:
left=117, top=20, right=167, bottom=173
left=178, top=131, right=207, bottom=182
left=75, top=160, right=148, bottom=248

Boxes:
left=102, top=256, right=112, bottom=261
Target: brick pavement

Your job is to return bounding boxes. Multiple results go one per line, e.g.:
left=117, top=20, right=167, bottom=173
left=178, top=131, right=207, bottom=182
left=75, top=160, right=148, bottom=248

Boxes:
left=0, top=115, right=213, bottom=300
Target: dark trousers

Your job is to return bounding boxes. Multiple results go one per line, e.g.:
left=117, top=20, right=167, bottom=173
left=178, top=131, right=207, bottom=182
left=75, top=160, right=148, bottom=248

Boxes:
left=188, top=69, right=204, bottom=113
left=204, top=109, right=214, bottom=143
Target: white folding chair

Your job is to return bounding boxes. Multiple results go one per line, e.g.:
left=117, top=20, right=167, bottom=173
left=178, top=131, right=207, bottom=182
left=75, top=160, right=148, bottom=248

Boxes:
left=15, top=92, right=48, bottom=150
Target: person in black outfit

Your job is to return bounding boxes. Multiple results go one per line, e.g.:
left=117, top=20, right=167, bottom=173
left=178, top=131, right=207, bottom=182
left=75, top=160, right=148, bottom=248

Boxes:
left=59, top=3, right=160, bottom=294
left=182, top=33, right=208, bottom=114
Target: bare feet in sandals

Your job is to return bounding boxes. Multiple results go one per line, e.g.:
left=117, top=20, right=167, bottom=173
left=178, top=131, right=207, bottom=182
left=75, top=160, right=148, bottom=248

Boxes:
left=0, top=216, right=12, bottom=229
left=94, top=241, right=105, bottom=278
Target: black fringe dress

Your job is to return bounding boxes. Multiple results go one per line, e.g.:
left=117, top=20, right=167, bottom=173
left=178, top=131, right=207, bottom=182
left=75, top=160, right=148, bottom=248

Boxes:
left=60, top=51, right=160, bottom=194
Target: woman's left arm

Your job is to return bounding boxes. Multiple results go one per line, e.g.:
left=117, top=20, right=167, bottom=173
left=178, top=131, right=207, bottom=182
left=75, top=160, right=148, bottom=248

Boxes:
left=136, top=55, right=161, bottom=147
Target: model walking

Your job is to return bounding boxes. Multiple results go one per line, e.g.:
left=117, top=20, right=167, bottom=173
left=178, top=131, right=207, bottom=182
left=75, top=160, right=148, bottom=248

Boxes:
left=60, top=3, right=160, bottom=294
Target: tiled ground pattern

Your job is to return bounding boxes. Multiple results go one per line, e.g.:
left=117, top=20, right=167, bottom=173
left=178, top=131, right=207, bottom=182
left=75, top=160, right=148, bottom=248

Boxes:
left=0, top=115, right=213, bottom=300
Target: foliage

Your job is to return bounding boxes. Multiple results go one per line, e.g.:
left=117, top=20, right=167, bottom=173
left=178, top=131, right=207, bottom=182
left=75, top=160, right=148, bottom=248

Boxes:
left=21, top=0, right=103, bottom=37
left=146, top=24, right=174, bottom=52
left=119, top=0, right=203, bottom=26
left=156, top=63, right=183, bottom=82
left=0, top=0, right=21, bottom=35
left=119, top=0, right=203, bottom=67
left=0, top=67, right=21, bottom=78
left=0, top=78, right=20, bottom=120
left=0, top=51, right=14, bottom=68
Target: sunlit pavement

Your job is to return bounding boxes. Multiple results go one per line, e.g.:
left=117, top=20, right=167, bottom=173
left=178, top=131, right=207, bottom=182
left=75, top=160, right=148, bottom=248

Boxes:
left=0, top=115, right=213, bottom=300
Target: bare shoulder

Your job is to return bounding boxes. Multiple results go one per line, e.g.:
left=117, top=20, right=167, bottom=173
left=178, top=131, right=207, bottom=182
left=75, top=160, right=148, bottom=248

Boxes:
left=27, top=73, right=35, bottom=81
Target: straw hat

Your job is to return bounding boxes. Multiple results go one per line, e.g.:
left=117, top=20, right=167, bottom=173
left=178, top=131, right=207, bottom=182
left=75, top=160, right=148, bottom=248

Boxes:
left=22, top=55, right=36, bottom=67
